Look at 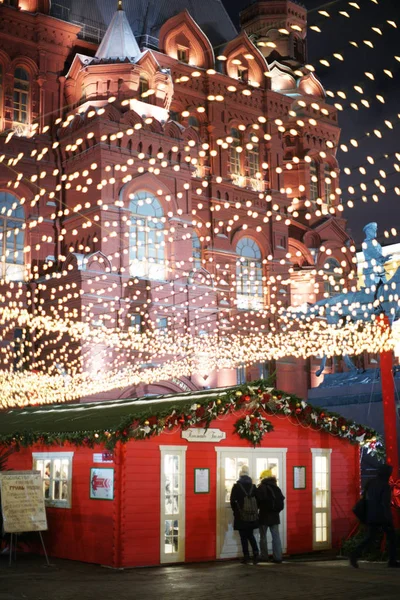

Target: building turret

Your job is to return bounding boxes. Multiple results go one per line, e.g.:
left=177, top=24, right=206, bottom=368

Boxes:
left=95, top=0, right=141, bottom=62
left=240, top=0, right=307, bottom=66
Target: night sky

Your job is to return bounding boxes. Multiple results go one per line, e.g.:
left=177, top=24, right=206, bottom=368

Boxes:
left=222, top=0, right=400, bottom=246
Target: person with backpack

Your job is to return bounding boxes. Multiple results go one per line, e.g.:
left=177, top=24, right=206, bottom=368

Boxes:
left=230, top=465, right=260, bottom=564
left=350, top=463, right=399, bottom=568
left=256, top=469, right=285, bottom=563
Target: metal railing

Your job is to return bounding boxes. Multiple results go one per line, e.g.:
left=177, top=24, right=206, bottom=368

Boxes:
left=50, top=3, right=105, bottom=43
left=50, top=4, right=159, bottom=47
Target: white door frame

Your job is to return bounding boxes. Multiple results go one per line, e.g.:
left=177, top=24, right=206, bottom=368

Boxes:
left=160, top=445, right=187, bottom=564
left=215, top=447, right=288, bottom=559
left=311, top=448, right=332, bottom=550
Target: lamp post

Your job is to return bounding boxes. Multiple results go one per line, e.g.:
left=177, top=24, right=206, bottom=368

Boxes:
left=380, top=315, right=399, bottom=479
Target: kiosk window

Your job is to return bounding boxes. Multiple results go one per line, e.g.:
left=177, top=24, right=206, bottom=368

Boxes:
left=33, top=452, right=73, bottom=509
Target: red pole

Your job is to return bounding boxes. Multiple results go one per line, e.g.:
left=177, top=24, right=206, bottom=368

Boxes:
left=380, top=315, right=399, bottom=479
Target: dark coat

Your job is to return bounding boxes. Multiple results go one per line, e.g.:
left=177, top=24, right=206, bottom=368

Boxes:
left=365, top=464, right=393, bottom=526
left=256, top=478, right=285, bottom=527
left=230, top=475, right=259, bottom=531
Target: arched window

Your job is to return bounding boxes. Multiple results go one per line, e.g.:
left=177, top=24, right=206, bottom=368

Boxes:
left=0, top=191, right=25, bottom=281
left=230, top=128, right=241, bottom=176
left=129, top=191, right=165, bottom=280
left=246, top=141, right=259, bottom=178
left=188, top=116, right=199, bottom=131
left=139, top=76, right=150, bottom=102
left=324, top=164, right=332, bottom=204
left=236, top=237, right=263, bottom=310
left=13, top=67, right=29, bottom=124
left=177, top=46, right=189, bottom=64
left=192, top=232, right=201, bottom=269
left=293, top=35, right=304, bottom=62
left=309, top=159, right=319, bottom=201
left=323, top=257, right=342, bottom=297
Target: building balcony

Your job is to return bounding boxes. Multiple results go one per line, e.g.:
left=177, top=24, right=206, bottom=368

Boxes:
left=230, top=174, right=266, bottom=192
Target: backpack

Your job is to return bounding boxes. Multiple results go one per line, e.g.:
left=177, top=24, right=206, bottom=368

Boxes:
left=237, top=483, right=258, bottom=522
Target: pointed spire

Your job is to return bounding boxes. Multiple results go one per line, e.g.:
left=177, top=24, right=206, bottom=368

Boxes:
left=95, top=4, right=140, bottom=61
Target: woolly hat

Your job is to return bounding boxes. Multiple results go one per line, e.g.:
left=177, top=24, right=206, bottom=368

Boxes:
left=260, top=469, right=273, bottom=479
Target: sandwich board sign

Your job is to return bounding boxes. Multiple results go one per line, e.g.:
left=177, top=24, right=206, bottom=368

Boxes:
left=0, top=471, right=48, bottom=533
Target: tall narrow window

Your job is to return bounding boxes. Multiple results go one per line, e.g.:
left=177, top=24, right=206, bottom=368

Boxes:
left=13, top=67, right=29, bottom=124
left=309, top=159, right=319, bottom=201
left=236, top=364, right=246, bottom=384
left=324, top=164, right=332, bottom=204
left=139, top=76, right=150, bottom=101
left=236, top=237, right=264, bottom=310
left=311, top=449, right=331, bottom=549
left=129, top=191, right=165, bottom=280
left=230, top=128, right=241, bottom=176
left=188, top=116, right=199, bottom=131
left=246, top=142, right=259, bottom=178
left=177, top=47, right=189, bottom=64
left=323, top=257, right=342, bottom=297
left=160, top=446, right=187, bottom=563
left=0, top=191, right=25, bottom=281
left=237, top=66, right=248, bottom=83
left=192, top=232, right=201, bottom=269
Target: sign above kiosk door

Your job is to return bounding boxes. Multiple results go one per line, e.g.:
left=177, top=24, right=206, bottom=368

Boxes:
left=181, top=428, right=226, bottom=443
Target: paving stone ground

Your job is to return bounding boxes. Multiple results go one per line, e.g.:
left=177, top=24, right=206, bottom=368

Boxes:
left=1, top=556, right=399, bottom=600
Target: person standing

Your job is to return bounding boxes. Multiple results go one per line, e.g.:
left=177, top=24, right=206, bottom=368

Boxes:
left=256, top=469, right=285, bottom=563
left=350, top=463, right=399, bottom=568
left=230, top=465, right=260, bottom=564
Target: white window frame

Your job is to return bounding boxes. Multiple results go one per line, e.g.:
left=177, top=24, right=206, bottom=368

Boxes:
left=32, top=451, right=74, bottom=509
left=311, top=448, right=332, bottom=549
left=160, top=445, right=187, bottom=564
left=309, top=160, right=319, bottom=201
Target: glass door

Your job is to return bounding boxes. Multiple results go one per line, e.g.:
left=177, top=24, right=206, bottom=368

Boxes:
left=216, top=448, right=287, bottom=559
left=311, top=448, right=332, bottom=549
left=160, top=446, right=187, bottom=563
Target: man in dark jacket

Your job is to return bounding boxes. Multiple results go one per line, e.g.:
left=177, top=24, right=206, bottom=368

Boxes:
left=230, top=465, right=259, bottom=564
left=350, top=463, right=399, bottom=568
left=256, top=469, right=285, bottom=563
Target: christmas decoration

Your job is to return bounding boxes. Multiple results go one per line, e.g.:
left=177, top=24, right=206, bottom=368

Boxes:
left=0, top=380, right=384, bottom=458
left=234, top=411, right=273, bottom=447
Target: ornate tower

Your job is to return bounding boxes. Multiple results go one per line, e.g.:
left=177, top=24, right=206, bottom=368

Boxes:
left=240, top=0, right=307, bottom=66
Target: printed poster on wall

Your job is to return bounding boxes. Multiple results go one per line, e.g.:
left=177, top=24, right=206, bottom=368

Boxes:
left=0, top=471, right=48, bottom=533
left=90, top=468, right=114, bottom=500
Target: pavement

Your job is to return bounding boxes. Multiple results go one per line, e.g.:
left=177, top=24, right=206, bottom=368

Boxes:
left=0, top=555, right=399, bottom=600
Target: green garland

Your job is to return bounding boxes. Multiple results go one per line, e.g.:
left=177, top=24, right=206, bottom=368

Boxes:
left=0, top=380, right=385, bottom=458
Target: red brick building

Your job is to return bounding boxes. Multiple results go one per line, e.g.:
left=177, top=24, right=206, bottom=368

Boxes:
left=0, top=0, right=355, bottom=401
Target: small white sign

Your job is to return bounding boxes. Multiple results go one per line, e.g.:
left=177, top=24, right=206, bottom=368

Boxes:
left=90, top=468, right=114, bottom=501
left=93, top=452, right=114, bottom=464
left=195, top=469, right=210, bottom=494
left=181, top=428, right=226, bottom=443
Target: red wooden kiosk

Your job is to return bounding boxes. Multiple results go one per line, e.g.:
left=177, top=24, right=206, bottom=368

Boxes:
left=0, top=383, right=381, bottom=568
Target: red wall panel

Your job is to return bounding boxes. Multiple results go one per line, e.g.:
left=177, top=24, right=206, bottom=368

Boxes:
left=5, top=412, right=360, bottom=567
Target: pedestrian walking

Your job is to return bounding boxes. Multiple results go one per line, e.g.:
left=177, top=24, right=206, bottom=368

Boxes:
left=350, top=463, right=399, bottom=568
left=230, top=465, right=260, bottom=564
left=256, top=469, right=285, bottom=563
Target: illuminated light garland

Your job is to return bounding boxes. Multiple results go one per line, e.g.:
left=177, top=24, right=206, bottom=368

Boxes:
left=0, top=1, right=397, bottom=405
left=0, top=316, right=393, bottom=408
